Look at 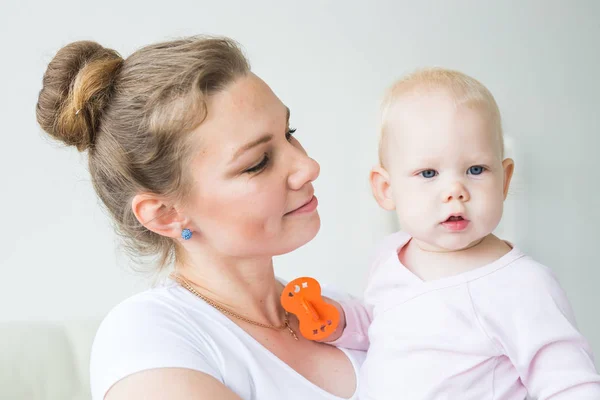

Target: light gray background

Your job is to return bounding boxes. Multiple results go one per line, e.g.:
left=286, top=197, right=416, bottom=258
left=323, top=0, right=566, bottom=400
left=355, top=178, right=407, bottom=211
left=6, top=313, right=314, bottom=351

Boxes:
left=1, top=0, right=599, bottom=360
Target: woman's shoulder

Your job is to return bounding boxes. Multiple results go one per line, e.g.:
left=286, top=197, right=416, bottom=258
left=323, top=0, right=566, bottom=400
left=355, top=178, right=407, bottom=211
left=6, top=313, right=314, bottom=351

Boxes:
left=92, top=277, right=230, bottom=358
left=93, top=281, right=183, bottom=342
left=97, top=279, right=190, bottom=324
left=90, top=279, right=226, bottom=399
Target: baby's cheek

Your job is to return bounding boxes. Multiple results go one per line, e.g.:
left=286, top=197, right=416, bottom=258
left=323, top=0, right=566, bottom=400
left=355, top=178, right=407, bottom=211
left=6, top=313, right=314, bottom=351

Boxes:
left=396, top=197, right=416, bottom=220
left=479, top=197, right=504, bottom=230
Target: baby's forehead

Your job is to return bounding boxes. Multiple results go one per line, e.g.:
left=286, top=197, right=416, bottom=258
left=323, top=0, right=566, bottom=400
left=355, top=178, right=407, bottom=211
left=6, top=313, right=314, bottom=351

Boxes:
left=385, top=91, right=494, bottom=135
left=387, top=91, right=453, bottom=124
left=377, top=69, right=504, bottom=166
left=381, top=93, right=503, bottom=159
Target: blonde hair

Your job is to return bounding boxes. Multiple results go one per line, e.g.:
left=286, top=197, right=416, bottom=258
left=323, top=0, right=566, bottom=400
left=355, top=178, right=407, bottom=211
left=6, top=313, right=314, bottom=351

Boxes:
left=379, top=67, right=503, bottom=166
left=36, top=36, right=250, bottom=272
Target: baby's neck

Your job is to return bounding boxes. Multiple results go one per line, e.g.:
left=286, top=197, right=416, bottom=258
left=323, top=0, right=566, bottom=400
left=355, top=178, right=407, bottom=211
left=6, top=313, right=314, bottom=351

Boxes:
left=399, top=234, right=512, bottom=282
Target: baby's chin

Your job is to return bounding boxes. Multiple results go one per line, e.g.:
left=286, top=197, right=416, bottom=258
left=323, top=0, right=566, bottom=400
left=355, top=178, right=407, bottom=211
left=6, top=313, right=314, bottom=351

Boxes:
left=413, top=234, right=486, bottom=253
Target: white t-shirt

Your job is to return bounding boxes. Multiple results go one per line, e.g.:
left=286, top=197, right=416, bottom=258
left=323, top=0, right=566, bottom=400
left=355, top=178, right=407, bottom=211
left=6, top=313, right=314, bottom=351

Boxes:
left=90, top=278, right=365, bottom=400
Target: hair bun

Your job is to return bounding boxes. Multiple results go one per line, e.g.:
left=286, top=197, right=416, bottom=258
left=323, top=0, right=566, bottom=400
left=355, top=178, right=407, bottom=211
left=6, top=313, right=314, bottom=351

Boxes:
left=36, top=41, right=123, bottom=151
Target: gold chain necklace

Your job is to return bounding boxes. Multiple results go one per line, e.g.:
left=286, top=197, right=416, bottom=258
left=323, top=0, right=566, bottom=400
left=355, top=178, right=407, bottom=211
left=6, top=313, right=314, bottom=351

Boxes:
left=170, top=273, right=298, bottom=340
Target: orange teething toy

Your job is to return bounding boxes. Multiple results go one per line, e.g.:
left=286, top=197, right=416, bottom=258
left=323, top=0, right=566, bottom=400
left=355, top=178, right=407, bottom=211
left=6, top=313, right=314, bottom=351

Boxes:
left=281, top=277, right=340, bottom=341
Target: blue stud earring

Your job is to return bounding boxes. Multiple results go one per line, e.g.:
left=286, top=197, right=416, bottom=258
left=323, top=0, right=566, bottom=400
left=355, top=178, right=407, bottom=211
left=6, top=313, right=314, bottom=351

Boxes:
left=181, top=228, right=193, bottom=240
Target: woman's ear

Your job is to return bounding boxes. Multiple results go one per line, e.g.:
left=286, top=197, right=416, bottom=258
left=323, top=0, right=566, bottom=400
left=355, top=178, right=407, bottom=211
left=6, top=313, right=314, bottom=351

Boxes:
left=131, top=193, right=187, bottom=239
left=370, top=165, right=396, bottom=211
left=501, top=158, right=515, bottom=200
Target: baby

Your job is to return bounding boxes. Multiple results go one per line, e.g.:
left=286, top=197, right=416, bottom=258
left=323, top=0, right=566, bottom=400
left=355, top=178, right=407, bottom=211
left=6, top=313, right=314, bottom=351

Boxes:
left=326, top=68, right=600, bottom=399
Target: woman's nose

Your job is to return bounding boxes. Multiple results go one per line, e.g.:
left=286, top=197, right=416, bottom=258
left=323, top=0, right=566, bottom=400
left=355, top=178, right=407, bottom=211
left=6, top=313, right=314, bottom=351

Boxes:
left=441, top=181, right=470, bottom=203
left=288, top=153, right=320, bottom=190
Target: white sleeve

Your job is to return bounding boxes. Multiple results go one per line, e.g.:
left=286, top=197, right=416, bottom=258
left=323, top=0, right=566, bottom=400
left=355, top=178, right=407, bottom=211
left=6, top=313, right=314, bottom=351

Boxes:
left=471, top=260, right=600, bottom=399
left=90, top=295, right=222, bottom=400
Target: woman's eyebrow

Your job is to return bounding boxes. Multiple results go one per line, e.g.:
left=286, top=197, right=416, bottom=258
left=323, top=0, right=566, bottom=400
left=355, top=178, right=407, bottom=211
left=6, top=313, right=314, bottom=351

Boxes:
left=229, top=106, right=290, bottom=163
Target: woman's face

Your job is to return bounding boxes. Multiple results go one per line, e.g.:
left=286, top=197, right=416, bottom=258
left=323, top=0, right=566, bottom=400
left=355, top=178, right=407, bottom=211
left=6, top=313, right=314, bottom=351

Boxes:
left=183, top=73, right=320, bottom=258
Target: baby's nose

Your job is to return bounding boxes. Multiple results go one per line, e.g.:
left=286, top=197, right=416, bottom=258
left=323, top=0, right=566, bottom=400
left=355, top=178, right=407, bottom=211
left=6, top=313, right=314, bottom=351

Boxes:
left=442, top=182, right=470, bottom=203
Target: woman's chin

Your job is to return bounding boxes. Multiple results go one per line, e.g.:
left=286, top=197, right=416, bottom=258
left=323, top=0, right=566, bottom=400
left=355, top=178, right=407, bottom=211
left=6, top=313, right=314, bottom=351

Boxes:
left=276, top=216, right=321, bottom=256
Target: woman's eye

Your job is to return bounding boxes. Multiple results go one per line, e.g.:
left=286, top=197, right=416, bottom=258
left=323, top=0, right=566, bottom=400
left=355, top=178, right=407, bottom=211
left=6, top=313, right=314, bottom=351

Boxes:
left=285, top=127, right=296, bottom=142
left=420, top=169, right=438, bottom=178
left=245, top=153, right=269, bottom=173
left=468, top=165, right=485, bottom=175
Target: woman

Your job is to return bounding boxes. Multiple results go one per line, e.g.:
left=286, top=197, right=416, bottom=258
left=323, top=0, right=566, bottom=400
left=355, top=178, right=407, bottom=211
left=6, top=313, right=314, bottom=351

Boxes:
left=36, top=36, right=363, bottom=399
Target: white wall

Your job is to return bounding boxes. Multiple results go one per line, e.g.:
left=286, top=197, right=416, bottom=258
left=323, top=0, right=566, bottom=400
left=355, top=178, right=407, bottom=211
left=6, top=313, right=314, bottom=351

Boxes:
left=1, top=0, right=599, bottom=359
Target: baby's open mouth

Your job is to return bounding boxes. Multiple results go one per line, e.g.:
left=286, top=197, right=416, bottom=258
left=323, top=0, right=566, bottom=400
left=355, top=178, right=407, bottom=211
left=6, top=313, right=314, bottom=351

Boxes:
left=441, top=215, right=469, bottom=231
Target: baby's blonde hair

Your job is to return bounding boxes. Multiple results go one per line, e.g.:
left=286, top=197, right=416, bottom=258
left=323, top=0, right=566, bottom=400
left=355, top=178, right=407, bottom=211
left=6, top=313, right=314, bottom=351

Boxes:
left=379, top=67, right=503, bottom=166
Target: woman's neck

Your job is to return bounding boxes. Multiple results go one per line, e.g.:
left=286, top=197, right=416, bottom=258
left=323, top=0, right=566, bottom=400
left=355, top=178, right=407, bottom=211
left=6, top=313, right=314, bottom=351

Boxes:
left=175, top=249, right=285, bottom=326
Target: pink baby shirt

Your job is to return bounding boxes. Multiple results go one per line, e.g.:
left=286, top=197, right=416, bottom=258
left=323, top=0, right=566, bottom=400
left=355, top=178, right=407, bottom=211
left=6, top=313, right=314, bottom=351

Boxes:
left=332, top=231, right=600, bottom=399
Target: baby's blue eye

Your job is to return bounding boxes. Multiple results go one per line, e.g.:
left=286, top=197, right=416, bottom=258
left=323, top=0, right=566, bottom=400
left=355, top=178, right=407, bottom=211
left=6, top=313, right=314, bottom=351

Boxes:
left=468, top=166, right=484, bottom=175
left=421, top=170, right=437, bottom=178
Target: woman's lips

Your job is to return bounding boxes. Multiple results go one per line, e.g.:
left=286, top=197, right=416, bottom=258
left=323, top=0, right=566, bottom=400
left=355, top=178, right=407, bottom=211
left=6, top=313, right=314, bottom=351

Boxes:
left=286, top=196, right=318, bottom=215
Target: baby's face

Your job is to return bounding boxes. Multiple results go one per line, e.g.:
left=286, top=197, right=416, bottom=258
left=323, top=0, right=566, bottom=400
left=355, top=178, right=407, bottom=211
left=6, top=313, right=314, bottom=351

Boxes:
left=382, top=91, right=512, bottom=251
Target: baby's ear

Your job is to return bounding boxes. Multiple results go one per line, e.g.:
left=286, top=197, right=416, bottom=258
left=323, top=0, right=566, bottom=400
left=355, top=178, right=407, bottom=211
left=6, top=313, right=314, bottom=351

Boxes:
left=370, top=165, right=396, bottom=210
left=501, top=158, right=515, bottom=200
